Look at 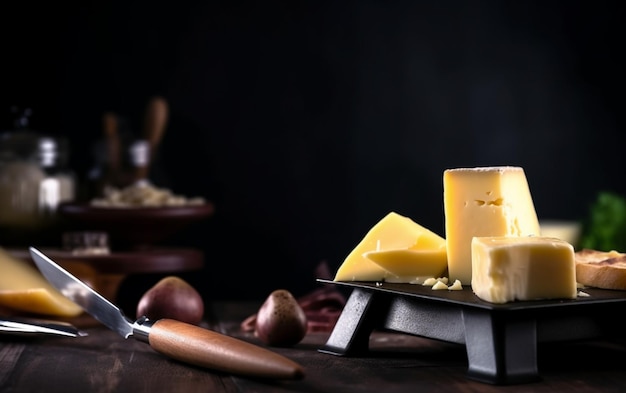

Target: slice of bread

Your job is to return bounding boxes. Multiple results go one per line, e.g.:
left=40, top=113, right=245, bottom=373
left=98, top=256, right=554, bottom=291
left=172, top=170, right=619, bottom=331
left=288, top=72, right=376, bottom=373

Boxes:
left=575, top=249, right=626, bottom=290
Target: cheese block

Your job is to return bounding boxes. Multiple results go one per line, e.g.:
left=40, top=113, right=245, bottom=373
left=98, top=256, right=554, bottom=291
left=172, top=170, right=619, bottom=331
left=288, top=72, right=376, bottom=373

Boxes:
left=0, top=247, right=83, bottom=317
left=471, top=236, right=577, bottom=304
left=334, top=212, right=446, bottom=282
left=363, top=248, right=447, bottom=284
left=444, top=166, right=540, bottom=284
left=539, top=220, right=582, bottom=246
left=575, top=249, right=626, bottom=290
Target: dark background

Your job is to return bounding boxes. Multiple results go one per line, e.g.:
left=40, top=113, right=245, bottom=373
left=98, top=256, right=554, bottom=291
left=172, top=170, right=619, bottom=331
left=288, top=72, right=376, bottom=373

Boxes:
left=1, top=1, right=625, bottom=302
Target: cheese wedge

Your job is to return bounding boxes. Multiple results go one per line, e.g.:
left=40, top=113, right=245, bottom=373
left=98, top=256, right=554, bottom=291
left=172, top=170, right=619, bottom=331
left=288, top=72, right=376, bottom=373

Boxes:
left=444, top=166, right=540, bottom=284
left=0, top=248, right=83, bottom=317
left=471, top=236, right=577, bottom=304
left=334, top=212, right=446, bottom=282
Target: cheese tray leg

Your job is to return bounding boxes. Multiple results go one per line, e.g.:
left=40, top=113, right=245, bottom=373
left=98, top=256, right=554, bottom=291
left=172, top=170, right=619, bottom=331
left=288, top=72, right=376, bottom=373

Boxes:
left=319, top=288, right=386, bottom=356
left=463, top=308, right=539, bottom=385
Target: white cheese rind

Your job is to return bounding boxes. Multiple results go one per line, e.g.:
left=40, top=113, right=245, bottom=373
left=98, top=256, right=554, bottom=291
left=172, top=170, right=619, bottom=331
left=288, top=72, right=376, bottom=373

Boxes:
left=443, top=166, right=540, bottom=284
left=471, top=236, right=577, bottom=304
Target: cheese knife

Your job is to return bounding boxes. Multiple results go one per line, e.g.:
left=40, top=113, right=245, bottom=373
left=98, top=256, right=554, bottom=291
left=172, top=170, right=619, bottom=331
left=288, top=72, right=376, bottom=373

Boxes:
left=29, top=247, right=304, bottom=380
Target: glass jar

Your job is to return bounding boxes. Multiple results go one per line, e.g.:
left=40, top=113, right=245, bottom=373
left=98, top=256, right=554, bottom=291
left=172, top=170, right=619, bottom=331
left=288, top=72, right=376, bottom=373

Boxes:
left=0, top=114, right=75, bottom=233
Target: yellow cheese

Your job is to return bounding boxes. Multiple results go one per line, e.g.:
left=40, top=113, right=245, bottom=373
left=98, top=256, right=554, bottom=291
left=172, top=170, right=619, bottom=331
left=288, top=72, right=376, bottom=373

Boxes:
left=0, top=247, right=83, bottom=317
left=539, top=220, right=581, bottom=246
left=334, top=212, right=446, bottom=282
left=471, top=236, right=577, bottom=304
left=363, top=248, right=447, bottom=284
left=443, top=166, right=540, bottom=284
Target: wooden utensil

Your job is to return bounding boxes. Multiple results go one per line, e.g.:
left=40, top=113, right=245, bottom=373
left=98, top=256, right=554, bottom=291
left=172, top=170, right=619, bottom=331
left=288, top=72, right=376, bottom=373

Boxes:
left=135, top=96, right=169, bottom=183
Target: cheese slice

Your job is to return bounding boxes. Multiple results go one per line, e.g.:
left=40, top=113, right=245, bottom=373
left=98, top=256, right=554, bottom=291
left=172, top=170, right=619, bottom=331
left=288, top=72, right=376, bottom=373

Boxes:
left=443, top=166, right=540, bottom=284
left=363, top=248, right=447, bottom=284
left=471, top=236, right=577, bottom=304
left=0, top=247, right=83, bottom=317
left=334, top=212, right=446, bottom=282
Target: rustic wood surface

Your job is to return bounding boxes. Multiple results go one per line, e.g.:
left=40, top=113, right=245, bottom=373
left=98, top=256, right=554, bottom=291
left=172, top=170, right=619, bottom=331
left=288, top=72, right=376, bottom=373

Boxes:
left=1, top=301, right=626, bottom=392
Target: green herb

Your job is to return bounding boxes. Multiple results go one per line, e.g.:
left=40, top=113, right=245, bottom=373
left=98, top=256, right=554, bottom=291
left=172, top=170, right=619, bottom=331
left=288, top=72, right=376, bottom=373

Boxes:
left=579, top=191, right=626, bottom=252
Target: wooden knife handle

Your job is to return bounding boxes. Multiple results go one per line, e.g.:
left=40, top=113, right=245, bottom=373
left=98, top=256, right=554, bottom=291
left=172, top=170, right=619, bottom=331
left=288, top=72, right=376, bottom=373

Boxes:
left=147, top=319, right=304, bottom=380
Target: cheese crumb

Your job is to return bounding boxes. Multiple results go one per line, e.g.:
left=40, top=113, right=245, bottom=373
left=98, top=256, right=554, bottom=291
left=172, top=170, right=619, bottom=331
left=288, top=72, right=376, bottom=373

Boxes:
left=577, top=291, right=590, bottom=297
left=423, top=277, right=454, bottom=289
left=448, top=279, right=463, bottom=290
left=432, top=280, right=448, bottom=290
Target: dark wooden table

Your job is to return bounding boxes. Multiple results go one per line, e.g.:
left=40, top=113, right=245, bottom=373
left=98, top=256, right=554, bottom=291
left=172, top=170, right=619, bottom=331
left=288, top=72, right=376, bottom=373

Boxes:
left=2, top=300, right=626, bottom=393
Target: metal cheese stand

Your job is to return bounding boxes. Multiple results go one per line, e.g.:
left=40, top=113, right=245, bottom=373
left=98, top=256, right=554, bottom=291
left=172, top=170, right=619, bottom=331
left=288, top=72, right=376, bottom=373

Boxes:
left=318, top=279, right=625, bottom=385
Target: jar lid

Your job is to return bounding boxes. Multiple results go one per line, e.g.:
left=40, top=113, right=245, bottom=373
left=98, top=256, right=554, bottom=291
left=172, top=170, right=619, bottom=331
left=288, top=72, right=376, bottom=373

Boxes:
left=1, top=107, right=69, bottom=167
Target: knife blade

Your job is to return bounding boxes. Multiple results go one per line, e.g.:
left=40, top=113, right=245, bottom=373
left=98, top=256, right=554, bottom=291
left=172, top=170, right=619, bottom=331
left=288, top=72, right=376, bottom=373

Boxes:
left=0, top=316, right=86, bottom=337
left=29, top=247, right=304, bottom=380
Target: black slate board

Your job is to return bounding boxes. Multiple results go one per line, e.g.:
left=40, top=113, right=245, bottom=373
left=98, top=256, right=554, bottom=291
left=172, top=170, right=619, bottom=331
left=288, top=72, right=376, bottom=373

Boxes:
left=319, top=279, right=626, bottom=310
